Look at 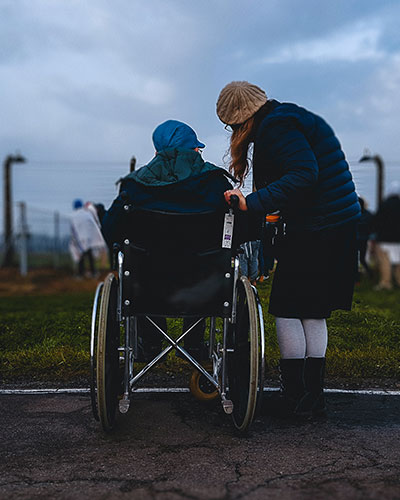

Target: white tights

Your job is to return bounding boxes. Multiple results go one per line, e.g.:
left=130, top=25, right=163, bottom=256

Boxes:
left=275, top=317, right=328, bottom=359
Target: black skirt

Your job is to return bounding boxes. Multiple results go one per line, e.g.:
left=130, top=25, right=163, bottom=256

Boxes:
left=268, top=222, right=358, bottom=319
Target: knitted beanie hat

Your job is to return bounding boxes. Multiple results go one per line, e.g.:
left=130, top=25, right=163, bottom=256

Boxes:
left=216, top=81, right=267, bottom=125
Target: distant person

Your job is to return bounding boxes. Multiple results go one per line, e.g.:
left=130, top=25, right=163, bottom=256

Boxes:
left=217, top=81, right=361, bottom=419
left=84, top=201, right=109, bottom=271
left=239, top=240, right=260, bottom=286
left=102, top=120, right=237, bottom=362
left=258, top=214, right=279, bottom=282
left=94, top=203, right=106, bottom=223
left=84, top=201, right=103, bottom=228
left=356, top=197, right=373, bottom=280
left=69, top=199, right=107, bottom=278
left=257, top=237, right=269, bottom=282
left=373, top=181, right=400, bottom=290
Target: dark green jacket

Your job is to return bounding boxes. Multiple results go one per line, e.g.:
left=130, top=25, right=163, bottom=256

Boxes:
left=102, top=148, right=234, bottom=245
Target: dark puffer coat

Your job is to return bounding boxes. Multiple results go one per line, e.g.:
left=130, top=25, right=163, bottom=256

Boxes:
left=246, top=100, right=360, bottom=231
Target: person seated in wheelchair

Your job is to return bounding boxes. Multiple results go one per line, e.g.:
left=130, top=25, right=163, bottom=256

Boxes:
left=102, top=120, right=238, bottom=362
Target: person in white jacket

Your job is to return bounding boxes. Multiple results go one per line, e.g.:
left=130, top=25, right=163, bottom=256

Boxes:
left=69, top=199, right=106, bottom=277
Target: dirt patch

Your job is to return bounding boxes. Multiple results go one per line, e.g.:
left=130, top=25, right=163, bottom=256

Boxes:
left=0, top=268, right=107, bottom=296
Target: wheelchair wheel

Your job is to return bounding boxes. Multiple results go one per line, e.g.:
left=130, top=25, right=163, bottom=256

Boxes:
left=254, top=287, right=266, bottom=415
left=228, top=276, right=259, bottom=432
left=96, top=273, right=120, bottom=431
left=189, top=364, right=219, bottom=401
left=90, top=282, right=104, bottom=421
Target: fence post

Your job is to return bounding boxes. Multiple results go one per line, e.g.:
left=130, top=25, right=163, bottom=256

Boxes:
left=2, top=154, right=26, bottom=267
left=18, top=202, right=29, bottom=276
left=54, top=211, right=60, bottom=268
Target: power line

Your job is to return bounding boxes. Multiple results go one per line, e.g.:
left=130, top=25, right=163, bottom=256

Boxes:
left=13, top=202, right=70, bottom=218
left=348, top=159, right=400, bottom=166
left=28, top=160, right=128, bottom=165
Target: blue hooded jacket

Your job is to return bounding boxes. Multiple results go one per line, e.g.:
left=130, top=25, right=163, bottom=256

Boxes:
left=101, top=148, right=234, bottom=246
left=246, top=101, right=360, bottom=231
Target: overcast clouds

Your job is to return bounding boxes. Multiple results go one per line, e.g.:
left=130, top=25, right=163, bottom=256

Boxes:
left=1, top=0, right=400, bottom=230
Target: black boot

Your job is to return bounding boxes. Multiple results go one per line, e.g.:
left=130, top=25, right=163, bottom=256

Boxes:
left=296, top=357, right=327, bottom=418
left=265, top=359, right=306, bottom=418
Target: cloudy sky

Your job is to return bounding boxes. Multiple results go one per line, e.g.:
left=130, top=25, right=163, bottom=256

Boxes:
left=1, top=0, right=400, bottom=233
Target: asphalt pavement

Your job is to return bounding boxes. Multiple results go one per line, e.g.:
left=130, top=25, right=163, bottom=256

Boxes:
left=0, top=391, right=399, bottom=499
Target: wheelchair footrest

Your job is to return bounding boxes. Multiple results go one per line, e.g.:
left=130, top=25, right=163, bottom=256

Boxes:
left=222, top=399, right=233, bottom=414
left=119, top=397, right=130, bottom=414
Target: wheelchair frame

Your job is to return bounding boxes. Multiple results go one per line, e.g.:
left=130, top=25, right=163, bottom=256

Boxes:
left=90, top=205, right=266, bottom=433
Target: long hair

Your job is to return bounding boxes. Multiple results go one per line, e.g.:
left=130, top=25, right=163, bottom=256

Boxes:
left=226, top=102, right=272, bottom=186
left=228, top=116, right=257, bottom=186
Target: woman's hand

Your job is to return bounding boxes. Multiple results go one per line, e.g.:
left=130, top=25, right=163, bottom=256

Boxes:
left=224, top=189, right=248, bottom=211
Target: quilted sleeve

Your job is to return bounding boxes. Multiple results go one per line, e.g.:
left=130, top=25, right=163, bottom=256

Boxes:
left=246, top=118, right=318, bottom=213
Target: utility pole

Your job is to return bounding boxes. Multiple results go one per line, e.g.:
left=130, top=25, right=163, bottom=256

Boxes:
left=17, top=201, right=29, bottom=276
left=359, top=152, right=384, bottom=208
left=53, top=211, right=60, bottom=268
left=2, top=153, right=26, bottom=267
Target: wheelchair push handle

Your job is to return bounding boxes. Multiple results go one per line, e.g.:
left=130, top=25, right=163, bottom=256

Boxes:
left=112, top=243, right=121, bottom=270
left=229, top=194, right=240, bottom=211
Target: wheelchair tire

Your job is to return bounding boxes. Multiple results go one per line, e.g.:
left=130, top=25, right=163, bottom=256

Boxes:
left=228, top=276, right=259, bottom=432
left=90, top=282, right=104, bottom=421
left=254, top=287, right=266, bottom=416
left=96, top=273, right=120, bottom=432
left=189, top=364, right=219, bottom=401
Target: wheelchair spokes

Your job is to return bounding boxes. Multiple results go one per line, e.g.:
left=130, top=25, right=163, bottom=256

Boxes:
left=91, top=268, right=265, bottom=433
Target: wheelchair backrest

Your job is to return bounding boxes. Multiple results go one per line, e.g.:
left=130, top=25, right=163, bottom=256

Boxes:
left=121, top=207, right=236, bottom=318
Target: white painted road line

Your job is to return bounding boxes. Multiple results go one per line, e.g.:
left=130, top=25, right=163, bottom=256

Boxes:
left=324, top=388, right=400, bottom=396
left=1, top=387, right=400, bottom=396
left=0, top=388, right=189, bottom=395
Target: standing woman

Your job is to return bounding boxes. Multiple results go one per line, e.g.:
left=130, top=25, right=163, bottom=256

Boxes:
left=216, top=81, right=361, bottom=418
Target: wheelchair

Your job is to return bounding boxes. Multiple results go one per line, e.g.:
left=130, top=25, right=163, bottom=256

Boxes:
left=90, top=197, right=266, bottom=433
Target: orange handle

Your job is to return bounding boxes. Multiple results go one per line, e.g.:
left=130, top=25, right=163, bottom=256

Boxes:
left=266, top=214, right=281, bottom=223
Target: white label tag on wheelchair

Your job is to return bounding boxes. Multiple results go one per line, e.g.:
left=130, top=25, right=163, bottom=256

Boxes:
left=222, top=213, right=234, bottom=248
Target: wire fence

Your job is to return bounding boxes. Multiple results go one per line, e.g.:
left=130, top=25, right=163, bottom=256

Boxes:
left=0, top=203, right=73, bottom=271
left=1, top=157, right=399, bottom=275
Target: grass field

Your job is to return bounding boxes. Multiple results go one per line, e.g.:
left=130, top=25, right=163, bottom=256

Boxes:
left=0, top=269, right=399, bottom=386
